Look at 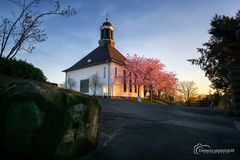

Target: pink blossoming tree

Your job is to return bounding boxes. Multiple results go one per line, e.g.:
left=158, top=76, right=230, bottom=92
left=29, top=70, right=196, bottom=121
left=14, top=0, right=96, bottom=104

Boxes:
left=120, top=54, right=178, bottom=102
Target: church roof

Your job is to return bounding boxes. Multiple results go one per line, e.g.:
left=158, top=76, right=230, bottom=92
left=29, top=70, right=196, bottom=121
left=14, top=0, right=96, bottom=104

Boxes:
left=63, top=45, right=126, bottom=72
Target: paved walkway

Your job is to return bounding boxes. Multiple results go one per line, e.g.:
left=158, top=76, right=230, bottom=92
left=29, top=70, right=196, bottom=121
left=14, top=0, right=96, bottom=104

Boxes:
left=81, top=99, right=240, bottom=160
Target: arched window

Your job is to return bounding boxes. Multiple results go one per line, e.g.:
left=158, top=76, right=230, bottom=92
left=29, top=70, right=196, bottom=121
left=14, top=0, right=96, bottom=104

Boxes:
left=115, top=67, right=117, bottom=78
left=104, top=67, right=106, bottom=78
left=105, top=29, right=109, bottom=38
left=111, top=30, right=113, bottom=39
left=101, top=30, right=104, bottom=39
left=123, top=70, right=126, bottom=92
left=129, top=73, right=132, bottom=92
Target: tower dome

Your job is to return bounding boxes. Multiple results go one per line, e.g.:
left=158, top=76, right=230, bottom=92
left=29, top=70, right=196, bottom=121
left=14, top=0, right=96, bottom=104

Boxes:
left=102, top=21, right=112, bottom=26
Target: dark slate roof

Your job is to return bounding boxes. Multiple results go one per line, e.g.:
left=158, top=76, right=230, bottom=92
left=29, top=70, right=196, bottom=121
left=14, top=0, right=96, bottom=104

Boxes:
left=103, top=21, right=112, bottom=26
left=63, top=45, right=126, bottom=72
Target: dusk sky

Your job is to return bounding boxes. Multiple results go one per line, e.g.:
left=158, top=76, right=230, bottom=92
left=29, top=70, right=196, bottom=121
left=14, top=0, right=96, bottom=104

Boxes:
left=1, top=0, right=239, bottom=94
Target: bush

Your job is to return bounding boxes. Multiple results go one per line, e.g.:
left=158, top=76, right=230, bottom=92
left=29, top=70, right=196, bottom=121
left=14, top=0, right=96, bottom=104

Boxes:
left=0, top=58, right=47, bottom=82
left=218, top=94, right=231, bottom=112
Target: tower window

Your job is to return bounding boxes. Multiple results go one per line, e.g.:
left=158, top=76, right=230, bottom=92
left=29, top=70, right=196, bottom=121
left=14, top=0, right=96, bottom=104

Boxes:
left=103, top=29, right=108, bottom=39
left=111, top=30, right=113, bottom=39
left=109, top=30, right=112, bottom=39
left=104, top=67, right=106, bottom=78
left=106, top=29, right=109, bottom=39
left=101, top=30, right=104, bottom=39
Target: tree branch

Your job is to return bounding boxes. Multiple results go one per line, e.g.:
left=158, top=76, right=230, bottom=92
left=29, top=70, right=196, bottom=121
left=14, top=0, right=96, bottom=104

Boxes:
left=9, top=43, right=21, bottom=59
left=6, top=12, right=53, bottom=59
left=1, top=0, right=76, bottom=59
left=1, top=0, right=38, bottom=57
left=0, top=21, right=8, bottom=57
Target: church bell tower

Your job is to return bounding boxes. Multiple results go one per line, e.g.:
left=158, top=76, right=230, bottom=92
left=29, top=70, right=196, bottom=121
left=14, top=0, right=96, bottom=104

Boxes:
left=98, top=14, right=115, bottom=47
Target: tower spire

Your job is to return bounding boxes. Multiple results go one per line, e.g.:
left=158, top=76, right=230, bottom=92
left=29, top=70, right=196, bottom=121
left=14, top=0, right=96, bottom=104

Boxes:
left=106, top=12, right=109, bottom=22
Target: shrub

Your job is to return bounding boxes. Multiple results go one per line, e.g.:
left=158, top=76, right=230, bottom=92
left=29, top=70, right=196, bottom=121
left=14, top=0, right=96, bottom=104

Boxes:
left=0, top=58, right=47, bottom=82
left=218, top=94, right=231, bottom=112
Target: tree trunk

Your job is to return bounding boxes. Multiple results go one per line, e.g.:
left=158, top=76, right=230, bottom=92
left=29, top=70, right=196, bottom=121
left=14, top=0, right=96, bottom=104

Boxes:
left=137, top=85, right=140, bottom=97
left=137, top=85, right=141, bottom=102
left=94, top=86, right=96, bottom=96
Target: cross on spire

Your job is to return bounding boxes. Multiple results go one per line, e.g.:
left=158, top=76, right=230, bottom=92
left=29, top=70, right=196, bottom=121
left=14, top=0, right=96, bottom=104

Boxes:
left=106, top=12, right=109, bottom=22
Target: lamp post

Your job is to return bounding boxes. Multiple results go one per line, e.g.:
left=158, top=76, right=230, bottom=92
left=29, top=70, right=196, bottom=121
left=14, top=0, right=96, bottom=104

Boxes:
left=148, top=68, right=153, bottom=101
left=148, top=83, right=153, bottom=101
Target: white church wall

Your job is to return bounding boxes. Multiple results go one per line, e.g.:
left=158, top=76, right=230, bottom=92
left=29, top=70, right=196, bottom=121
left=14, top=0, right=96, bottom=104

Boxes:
left=65, top=62, right=144, bottom=98
left=65, top=63, right=109, bottom=96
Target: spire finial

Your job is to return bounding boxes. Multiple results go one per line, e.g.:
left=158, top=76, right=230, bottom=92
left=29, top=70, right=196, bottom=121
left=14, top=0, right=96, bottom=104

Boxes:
left=106, top=12, right=109, bottom=22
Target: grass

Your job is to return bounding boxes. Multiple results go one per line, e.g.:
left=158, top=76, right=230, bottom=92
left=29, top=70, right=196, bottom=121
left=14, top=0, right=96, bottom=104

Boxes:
left=142, top=99, right=168, bottom=105
left=117, top=97, right=169, bottom=105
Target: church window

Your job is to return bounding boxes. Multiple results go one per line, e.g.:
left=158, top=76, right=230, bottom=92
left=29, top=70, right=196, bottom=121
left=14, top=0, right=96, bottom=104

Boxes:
left=104, top=67, right=106, bottom=78
left=134, top=76, right=137, bottom=93
left=129, top=73, right=132, bottom=92
left=123, top=70, right=126, bottom=92
left=129, top=79, right=132, bottom=92
left=80, top=79, right=89, bottom=93
left=115, top=67, right=117, bottom=78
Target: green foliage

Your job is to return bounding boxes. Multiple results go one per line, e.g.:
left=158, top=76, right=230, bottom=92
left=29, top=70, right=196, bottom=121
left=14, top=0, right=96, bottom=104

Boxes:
left=189, top=10, right=240, bottom=93
left=0, top=58, right=47, bottom=82
left=213, top=91, right=222, bottom=106
left=142, top=99, right=168, bottom=105
left=218, top=94, right=232, bottom=112
left=124, top=97, right=168, bottom=105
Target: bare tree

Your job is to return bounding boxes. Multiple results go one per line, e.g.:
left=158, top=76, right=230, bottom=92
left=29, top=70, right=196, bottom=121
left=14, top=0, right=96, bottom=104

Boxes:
left=58, top=81, right=65, bottom=88
left=178, top=81, right=198, bottom=105
left=89, top=73, right=102, bottom=96
left=0, top=0, right=77, bottom=59
left=68, top=77, right=76, bottom=90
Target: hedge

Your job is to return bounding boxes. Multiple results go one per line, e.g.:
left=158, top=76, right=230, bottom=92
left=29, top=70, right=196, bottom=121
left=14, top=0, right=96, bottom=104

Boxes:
left=0, top=58, right=47, bottom=82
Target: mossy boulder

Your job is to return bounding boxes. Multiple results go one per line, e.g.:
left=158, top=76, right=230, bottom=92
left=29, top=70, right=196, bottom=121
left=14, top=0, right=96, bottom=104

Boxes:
left=0, top=81, right=101, bottom=159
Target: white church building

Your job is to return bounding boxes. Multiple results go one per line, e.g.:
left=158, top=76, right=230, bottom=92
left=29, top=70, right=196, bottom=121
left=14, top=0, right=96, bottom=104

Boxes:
left=63, top=18, right=144, bottom=98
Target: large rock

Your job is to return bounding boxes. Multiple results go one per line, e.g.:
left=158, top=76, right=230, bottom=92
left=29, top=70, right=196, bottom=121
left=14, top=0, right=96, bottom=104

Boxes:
left=0, top=81, right=101, bottom=159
